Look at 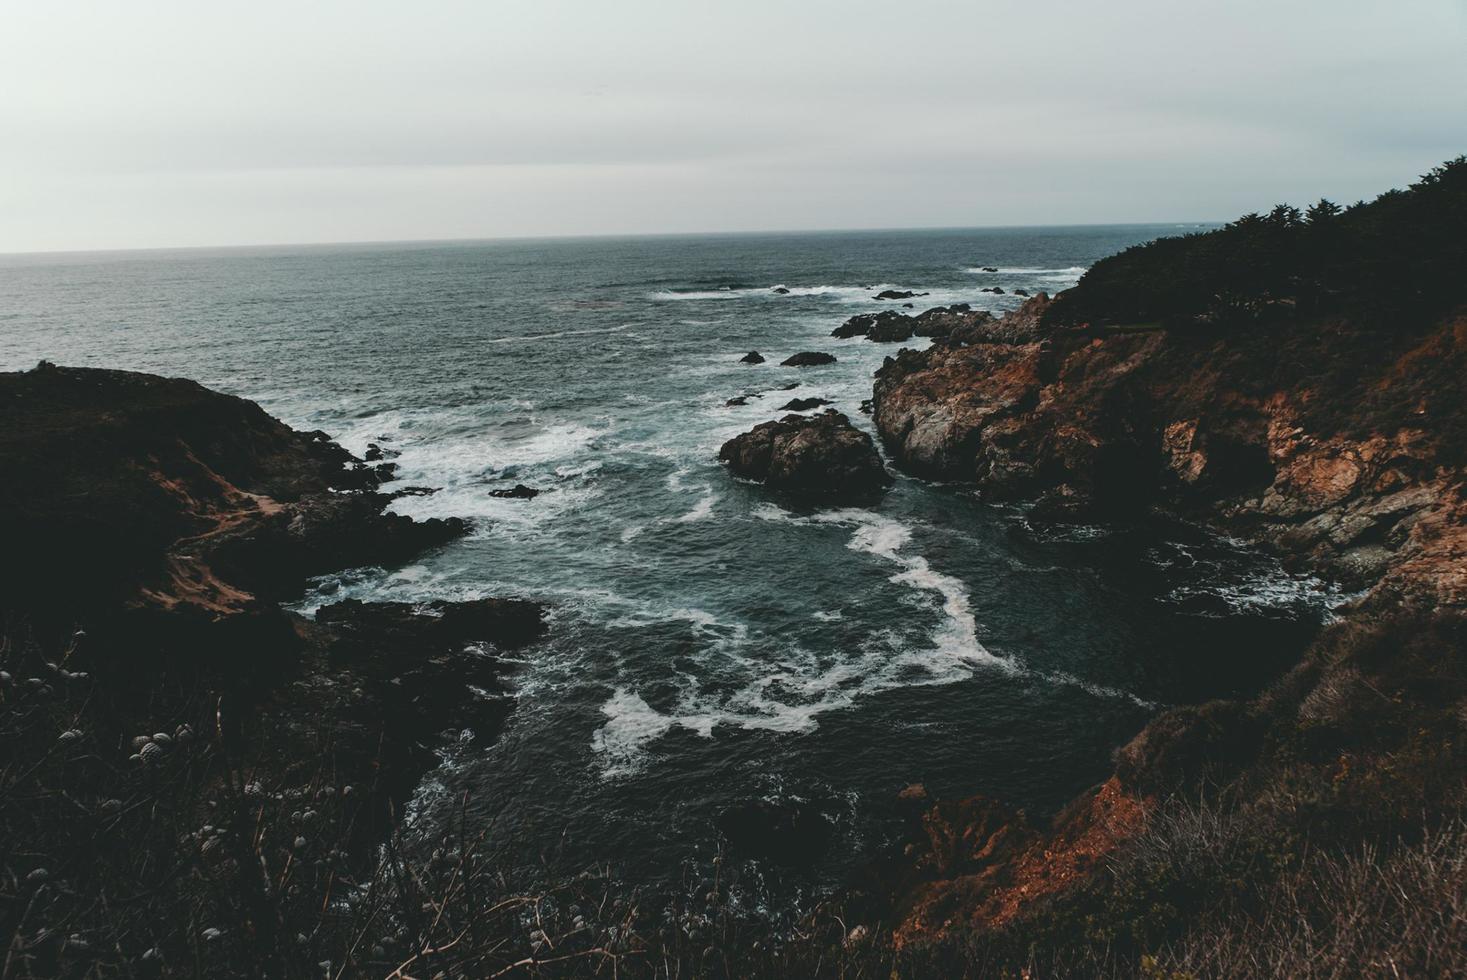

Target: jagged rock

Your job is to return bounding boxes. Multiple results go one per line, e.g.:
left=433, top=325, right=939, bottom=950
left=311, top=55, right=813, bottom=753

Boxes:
left=833, top=311, right=908, bottom=339
left=488, top=484, right=540, bottom=499
left=781, top=351, right=837, bottom=367
left=719, top=410, right=889, bottom=497
left=0, top=364, right=467, bottom=647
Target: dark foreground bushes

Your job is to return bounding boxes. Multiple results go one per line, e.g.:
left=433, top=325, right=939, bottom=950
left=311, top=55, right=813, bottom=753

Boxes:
left=4, top=612, right=1465, bottom=978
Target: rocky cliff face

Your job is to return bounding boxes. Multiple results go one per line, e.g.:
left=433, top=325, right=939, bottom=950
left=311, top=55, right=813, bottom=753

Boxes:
left=873, top=297, right=1467, bottom=606
left=0, top=363, right=546, bottom=909
left=871, top=294, right=1467, bottom=945
left=2, top=363, right=469, bottom=649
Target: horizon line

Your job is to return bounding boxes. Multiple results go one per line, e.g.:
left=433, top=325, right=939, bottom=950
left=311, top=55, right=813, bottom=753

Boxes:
left=0, top=218, right=1224, bottom=260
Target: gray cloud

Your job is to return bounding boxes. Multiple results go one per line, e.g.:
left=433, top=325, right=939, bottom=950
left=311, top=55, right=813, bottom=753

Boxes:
left=2, top=0, right=1464, bottom=250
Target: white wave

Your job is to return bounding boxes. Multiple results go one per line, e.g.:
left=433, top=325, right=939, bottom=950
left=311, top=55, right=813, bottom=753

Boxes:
left=483, top=324, right=629, bottom=344
left=963, top=265, right=1088, bottom=275
left=812, top=609, right=844, bottom=622
left=759, top=506, right=1013, bottom=671
left=591, top=689, right=677, bottom=777
left=673, top=492, right=718, bottom=524
left=651, top=284, right=892, bottom=302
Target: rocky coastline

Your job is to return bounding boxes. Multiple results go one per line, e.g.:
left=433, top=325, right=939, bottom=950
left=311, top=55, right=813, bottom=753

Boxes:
left=0, top=363, right=547, bottom=974
left=854, top=176, right=1467, bottom=961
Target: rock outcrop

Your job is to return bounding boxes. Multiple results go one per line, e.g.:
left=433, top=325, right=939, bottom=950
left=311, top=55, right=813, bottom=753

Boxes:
left=872, top=294, right=1466, bottom=606
left=781, top=396, right=833, bottom=411
left=719, top=410, right=890, bottom=497
left=781, top=351, right=837, bottom=366
left=0, top=364, right=467, bottom=648
left=0, top=362, right=548, bottom=876
left=871, top=205, right=1467, bottom=952
left=832, top=304, right=1006, bottom=344
left=489, top=483, right=540, bottom=499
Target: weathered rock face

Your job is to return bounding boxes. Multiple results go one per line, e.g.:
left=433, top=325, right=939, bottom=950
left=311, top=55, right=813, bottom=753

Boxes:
left=872, top=298, right=1467, bottom=607
left=719, top=410, right=890, bottom=497
left=0, top=362, right=550, bottom=912
left=0, top=363, right=467, bottom=644
left=875, top=293, right=1467, bottom=947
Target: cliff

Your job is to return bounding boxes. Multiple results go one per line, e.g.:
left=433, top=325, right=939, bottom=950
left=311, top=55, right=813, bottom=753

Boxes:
left=870, top=163, right=1467, bottom=969
left=0, top=364, right=545, bottom=976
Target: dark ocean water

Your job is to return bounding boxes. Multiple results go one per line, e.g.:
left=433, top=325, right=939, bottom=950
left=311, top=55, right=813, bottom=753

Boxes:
left=0, top=226, right=1340, bottom=911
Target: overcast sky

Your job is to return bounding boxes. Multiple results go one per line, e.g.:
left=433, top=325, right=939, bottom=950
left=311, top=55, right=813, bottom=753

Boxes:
left=2, top=1, right=1464, bottom=252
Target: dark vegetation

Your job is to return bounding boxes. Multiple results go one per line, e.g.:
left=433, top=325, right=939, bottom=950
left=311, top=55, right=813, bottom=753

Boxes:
left=1048, top=157, right=1467, bottom=329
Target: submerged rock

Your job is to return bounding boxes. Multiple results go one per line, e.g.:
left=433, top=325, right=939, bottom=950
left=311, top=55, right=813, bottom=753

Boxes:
left=718, top=409, right=889, bottom=497
left=780, top=351, right=837, bottom=367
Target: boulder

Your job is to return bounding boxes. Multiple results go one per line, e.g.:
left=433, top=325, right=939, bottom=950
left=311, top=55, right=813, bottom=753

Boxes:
left=719, top=409, right=890, bottom=497
left=780, top=351, right=837, bottom=367
left=739, top=351, right=766, bottom=364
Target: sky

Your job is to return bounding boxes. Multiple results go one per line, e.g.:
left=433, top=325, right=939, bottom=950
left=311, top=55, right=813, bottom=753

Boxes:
left=2, top=1, right=1465, bottom=252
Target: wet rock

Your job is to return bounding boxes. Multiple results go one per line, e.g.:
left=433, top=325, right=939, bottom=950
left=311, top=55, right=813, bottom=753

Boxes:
left=780, top=397, right=833, bottom=411
left=725, top=396, right=750, bottom=407
left=780, top=351, right=837, bottom=367
left=772, top=287, right=790, bottom=295
left=488, top=484, right=540, bottom=499
left=874, top=290, right=928, bottom=301
left=832, top=311, right=909, bottom=340
left=719, top=409, right=889, bottom=497
left=739, top=351, right=766, bottom=364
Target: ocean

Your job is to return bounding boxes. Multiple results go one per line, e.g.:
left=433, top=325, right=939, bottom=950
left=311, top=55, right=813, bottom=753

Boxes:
left=0, top=225, right=1338, bottom=912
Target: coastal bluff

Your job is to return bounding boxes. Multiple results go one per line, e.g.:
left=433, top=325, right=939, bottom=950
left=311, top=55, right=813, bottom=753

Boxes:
left=0, top=363, right=546, bottom=972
